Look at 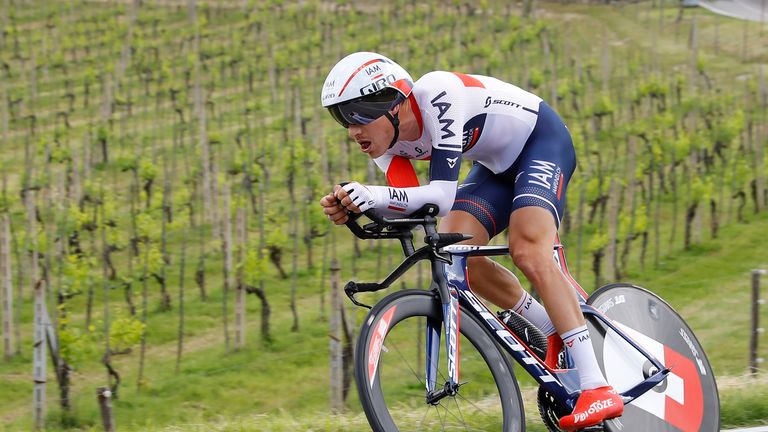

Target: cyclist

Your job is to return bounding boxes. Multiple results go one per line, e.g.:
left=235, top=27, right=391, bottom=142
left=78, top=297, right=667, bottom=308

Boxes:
left=319, top=51, right=623, bottom=430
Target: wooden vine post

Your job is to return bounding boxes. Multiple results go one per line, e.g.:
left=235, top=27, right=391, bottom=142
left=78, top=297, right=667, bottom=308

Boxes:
left=751, top=269, right=766, bottom=376
left=329, top=258, right=343, bottom=413
left=234, top=206, right=246, bottom=349
left=1, top=214, right=13, bottom=359
left=33, top=280, right=47, bottom=430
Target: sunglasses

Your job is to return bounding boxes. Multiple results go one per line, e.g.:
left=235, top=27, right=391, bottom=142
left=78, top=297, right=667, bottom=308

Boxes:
left=328, top=89, right=403, bottom=128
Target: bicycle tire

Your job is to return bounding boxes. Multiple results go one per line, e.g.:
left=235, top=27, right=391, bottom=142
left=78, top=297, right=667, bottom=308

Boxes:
left=355, top=289, right=525, bottom=432
left=586, top=283, right=720, bottom=432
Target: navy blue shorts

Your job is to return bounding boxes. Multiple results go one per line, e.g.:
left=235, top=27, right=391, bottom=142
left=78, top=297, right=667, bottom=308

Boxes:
left=451, top=101, right=576, bottom=238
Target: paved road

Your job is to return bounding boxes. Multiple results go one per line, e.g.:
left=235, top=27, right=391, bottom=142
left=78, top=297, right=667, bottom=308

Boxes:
left=698, top=0, right=768, bottom=22
left=725, top=427, right=768, bottom=432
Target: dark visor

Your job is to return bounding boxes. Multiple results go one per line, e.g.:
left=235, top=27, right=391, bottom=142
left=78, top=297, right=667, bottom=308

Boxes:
left=328, top=89, right=403, bottom=128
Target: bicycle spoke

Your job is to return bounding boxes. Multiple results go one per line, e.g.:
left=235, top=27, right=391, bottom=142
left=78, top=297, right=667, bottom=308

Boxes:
left=435, top=404, right=447, bottom=431
left=419, top=403, right=432, bottom=429
left=413, top=392, right=487, bottom=431
left=450, top=394, right=470, bottom=430
left=433, top=374, right=492, bottom=415
left=437, top=399, right=487, bottom=432
left=438, top=400, right=468, bottom=429
left=384, top=339, right=425, bottom=386
left=454, top=387, right=490, bottom=416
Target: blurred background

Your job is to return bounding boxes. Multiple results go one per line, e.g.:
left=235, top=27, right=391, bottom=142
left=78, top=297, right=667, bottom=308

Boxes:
left=0, top=0, right=767, bottom=430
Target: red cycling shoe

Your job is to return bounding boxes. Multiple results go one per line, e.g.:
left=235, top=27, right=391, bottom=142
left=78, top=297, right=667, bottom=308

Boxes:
left=545, top=334, right=563, bottom=369
left=558, top=386, right=624, bottom=431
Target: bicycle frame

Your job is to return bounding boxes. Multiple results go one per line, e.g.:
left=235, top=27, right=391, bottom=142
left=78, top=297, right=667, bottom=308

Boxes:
left=341, top=209, right=671, bottom=414
left=431, top=243, right=671, bottom=411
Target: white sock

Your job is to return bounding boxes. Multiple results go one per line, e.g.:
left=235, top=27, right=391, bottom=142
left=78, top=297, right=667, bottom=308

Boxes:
left=561, top=325, right=609, bottom=390
left=513, top=291, right=556, bottom=337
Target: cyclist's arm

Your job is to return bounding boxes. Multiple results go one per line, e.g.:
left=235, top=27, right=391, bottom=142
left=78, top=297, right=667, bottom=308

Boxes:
left=369, top=78, right=464, bottom=216
left=356, top=180, right=457, bottom=217
left=366, top=154, right=438, bottom=217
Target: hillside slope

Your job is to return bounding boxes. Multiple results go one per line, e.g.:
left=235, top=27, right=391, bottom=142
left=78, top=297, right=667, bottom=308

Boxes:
left=0, top=1, right=767, bottom=431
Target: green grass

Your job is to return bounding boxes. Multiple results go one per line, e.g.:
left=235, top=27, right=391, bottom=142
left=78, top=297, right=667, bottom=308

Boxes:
left=1, top=213, right=766, bottom=431
left=29, top=380, right=762, bottom=432
left=721, top=376, right=768, bottom=428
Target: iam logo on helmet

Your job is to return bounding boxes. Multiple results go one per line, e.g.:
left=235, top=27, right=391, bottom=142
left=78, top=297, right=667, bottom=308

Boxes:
left=364, top=64, right=381, bottom=76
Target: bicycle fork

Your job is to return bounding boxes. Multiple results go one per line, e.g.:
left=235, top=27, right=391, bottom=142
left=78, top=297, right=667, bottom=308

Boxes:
left=424, top=253, right=462, bottom=405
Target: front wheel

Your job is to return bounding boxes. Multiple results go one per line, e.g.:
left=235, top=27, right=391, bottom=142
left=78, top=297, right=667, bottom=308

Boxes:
left=587, top=283, right=720, bottom=432
left=355, top=289, right=525, bottom=432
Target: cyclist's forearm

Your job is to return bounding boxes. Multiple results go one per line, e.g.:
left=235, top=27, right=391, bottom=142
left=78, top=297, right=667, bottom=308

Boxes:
left=367, top=180, right=457, bottom=217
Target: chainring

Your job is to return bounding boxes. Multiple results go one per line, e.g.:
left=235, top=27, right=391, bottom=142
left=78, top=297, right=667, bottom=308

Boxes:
left=536, top=348, right=606, bottom=432
left=537, top=386, right=570, bottom=432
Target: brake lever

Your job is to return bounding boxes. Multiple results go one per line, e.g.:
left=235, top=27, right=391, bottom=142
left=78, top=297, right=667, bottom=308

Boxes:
left=345, top=291, right=372, bottom=309
left=344, top=281, right=373, bottom=309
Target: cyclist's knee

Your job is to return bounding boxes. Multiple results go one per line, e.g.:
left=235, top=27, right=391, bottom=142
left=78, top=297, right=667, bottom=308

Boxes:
left=510, top=243, right=552, bottom=283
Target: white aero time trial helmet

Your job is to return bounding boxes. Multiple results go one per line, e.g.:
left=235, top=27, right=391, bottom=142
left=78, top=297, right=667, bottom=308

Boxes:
left=321, top=52, right=414, bottom=129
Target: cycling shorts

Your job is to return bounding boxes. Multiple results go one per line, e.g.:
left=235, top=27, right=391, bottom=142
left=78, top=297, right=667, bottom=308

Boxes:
left=451, top=101, right=576, bottom=238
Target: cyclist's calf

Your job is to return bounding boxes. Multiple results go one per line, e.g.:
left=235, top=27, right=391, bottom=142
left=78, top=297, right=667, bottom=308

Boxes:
left=466, top=256, right=525, bottom=310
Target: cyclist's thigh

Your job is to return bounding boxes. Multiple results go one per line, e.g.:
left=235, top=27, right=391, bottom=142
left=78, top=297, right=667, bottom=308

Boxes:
left=439, top=210, right=490, bottom=245
left=509, top=101, right=576, bottom=229
left=450, top=162, right=515, bottom=240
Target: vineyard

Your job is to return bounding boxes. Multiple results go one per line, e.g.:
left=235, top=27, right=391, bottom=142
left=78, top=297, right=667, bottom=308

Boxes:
left=0, top=0, right=767, bottom=430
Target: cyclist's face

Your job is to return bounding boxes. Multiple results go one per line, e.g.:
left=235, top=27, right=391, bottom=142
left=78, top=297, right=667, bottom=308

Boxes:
left=347, top=107, right=399, bottom=159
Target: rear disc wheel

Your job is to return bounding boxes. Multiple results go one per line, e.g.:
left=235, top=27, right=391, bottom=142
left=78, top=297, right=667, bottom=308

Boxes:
left=587, top=283, right=720, bottom=432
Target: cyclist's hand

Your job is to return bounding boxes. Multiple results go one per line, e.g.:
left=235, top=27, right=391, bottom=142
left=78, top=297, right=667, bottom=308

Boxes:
left=320, top=187, right=348, bottom=225
left=336, top=182, right=376, bottom=213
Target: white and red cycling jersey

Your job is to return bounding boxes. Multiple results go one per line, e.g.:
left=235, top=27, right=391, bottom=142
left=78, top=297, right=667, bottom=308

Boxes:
left=370, top=71, right=544, bottom=216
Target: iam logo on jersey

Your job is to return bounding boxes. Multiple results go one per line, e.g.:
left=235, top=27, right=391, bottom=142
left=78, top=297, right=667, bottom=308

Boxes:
left=527, top=159, right=564, bottom=198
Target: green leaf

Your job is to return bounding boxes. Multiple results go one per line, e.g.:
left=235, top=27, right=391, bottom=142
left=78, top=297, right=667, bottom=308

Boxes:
left=109, top=316, right=145, bottom=352
left=587, top=229, right=609, bottom=253
left=139, top=159, right=158, bottom=182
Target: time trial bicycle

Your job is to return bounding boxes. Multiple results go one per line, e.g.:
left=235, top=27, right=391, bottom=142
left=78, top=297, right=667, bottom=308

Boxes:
left=342, top=205, right=719, bottom=431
